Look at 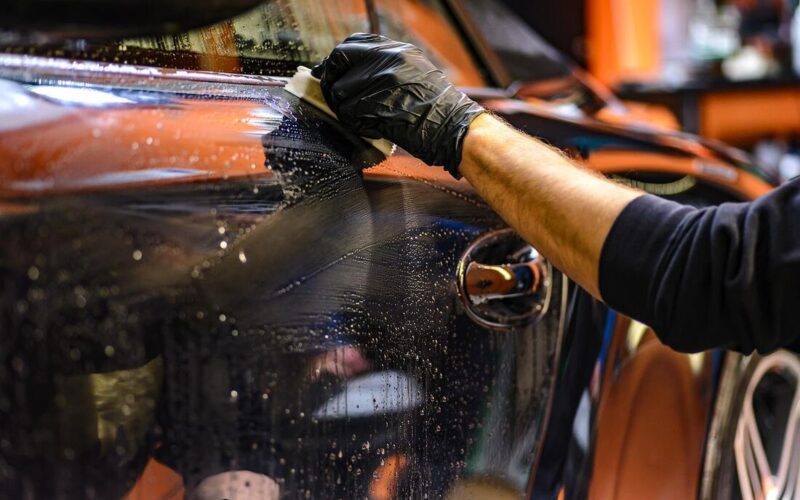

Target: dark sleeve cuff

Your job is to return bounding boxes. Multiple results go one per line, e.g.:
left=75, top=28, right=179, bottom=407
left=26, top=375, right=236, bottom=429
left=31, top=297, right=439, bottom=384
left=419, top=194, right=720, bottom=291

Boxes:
left=598, top=194, right=694, bottom=328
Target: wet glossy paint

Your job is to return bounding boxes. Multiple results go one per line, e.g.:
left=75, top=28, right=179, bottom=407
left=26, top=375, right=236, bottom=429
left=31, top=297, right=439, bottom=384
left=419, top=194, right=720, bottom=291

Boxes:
left=0, top=61, right=566, bottom=498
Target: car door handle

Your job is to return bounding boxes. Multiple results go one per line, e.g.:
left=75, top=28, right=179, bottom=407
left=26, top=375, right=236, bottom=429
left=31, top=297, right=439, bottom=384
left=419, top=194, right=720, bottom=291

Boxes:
left=464, top=261, right=542, bottom=304
left=457, top=229, right=553, bottom=331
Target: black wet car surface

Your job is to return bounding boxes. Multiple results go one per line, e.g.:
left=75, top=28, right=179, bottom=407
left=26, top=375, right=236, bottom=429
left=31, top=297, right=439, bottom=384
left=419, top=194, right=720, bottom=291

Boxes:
left=0, top=1, right=794, bottom=499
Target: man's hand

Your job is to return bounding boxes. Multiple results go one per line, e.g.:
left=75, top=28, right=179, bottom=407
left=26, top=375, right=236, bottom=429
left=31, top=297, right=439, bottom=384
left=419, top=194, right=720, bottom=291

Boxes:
left=311, top=33, right=484, bottom=177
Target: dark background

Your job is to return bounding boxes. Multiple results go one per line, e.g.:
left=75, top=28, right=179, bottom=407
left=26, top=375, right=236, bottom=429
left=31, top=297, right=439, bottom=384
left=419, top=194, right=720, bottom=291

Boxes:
left=501, top=0, right=588, bottom=65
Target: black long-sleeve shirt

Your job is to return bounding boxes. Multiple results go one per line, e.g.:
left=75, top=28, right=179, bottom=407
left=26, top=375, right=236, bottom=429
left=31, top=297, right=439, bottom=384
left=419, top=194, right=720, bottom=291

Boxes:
left=599, top=178, right=800, bottom=354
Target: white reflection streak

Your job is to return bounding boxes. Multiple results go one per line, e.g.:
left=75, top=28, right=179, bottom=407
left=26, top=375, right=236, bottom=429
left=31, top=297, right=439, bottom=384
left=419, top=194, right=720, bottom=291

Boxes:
left=0, top=80, right=70, bottom=131
left=241, top=107, right=282, bottom=137
left=10, top=168, right=206, bottom=190
left=28, top=85, right=134, bottom=106
left=313, top=371, right=423, bottom=419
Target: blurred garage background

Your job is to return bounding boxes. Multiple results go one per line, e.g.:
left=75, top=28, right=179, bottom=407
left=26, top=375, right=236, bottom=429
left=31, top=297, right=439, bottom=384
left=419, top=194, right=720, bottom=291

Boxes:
left=508, top=0, right=800, bottom=183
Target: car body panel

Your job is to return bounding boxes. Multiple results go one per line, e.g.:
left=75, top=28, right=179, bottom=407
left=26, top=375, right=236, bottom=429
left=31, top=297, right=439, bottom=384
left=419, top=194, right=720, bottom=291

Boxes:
left=0, top=57, right=568, bottom=498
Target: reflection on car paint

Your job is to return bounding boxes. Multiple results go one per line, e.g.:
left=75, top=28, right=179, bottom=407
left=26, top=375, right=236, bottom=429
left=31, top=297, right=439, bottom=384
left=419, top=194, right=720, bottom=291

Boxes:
left=0, top=73, right=280, bottom=196
left=0, top=65, right=566, bottom=498
left=28, top=86, right=137, bottom=106
left=312, top=370, right=424, bottom=419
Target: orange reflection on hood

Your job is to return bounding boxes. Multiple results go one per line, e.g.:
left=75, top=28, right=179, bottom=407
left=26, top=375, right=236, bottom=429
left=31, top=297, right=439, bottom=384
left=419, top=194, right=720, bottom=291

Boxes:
left=0, top=98, right=272, bottom=197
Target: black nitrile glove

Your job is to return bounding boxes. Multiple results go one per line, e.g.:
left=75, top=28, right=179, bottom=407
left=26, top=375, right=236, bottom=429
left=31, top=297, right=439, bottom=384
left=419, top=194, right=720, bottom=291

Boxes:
left=311, top=33, right=484, bottom=178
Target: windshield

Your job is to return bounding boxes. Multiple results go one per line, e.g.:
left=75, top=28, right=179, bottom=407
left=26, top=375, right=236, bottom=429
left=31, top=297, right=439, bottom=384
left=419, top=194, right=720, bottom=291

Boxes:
left=0, top=0, right=486, bottom=86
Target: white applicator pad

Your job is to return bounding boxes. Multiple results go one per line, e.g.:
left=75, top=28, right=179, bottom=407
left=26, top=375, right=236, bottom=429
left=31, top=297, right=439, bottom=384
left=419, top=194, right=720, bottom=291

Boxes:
left=284, top=66, right=396, bottom=157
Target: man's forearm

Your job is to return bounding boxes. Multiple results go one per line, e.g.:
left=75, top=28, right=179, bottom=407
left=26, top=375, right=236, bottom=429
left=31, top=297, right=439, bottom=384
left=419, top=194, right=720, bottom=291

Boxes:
left=459, top=113, right=642, bottom=299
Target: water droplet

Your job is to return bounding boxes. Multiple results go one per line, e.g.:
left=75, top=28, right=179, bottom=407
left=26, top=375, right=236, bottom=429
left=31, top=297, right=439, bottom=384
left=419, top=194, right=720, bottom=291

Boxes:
left=238, top=250, right=247, bottom=263
left=27, top=266, right=39, bottom=281
left=104, top=345, right=115, bottom=357
left=220, top=241, right=228, bottom=249
left=132, top=249, right=142, bottom=261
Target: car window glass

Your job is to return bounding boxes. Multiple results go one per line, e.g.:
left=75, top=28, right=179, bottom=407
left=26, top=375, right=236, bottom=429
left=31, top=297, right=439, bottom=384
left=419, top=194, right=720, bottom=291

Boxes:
left=0, top=0, right=369, bottom=76
left=374, top=0, right=487, bottom=87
